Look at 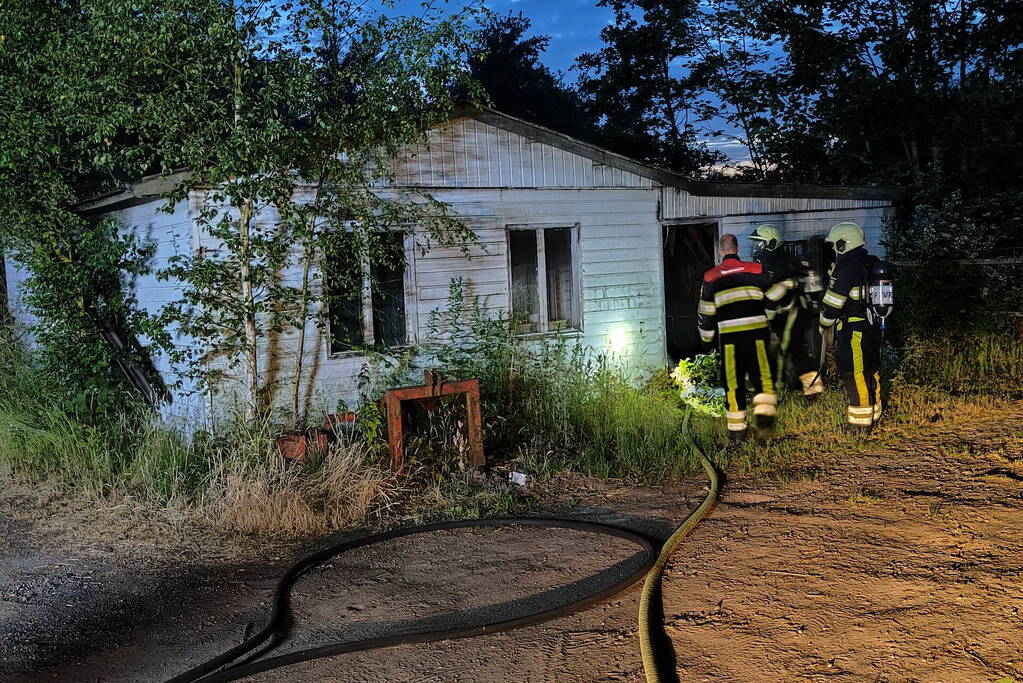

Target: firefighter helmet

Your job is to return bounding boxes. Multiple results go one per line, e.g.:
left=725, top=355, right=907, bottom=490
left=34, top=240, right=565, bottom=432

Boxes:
left=749, top=223, right=781, bottom=262
left=825, top=222, right=865, bottom=254
left=749, top=223, right=782, bottom=251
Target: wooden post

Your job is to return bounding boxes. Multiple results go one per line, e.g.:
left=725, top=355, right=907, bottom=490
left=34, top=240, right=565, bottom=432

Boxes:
left=465, top=379, right=484, bottom=466
left=384, top=392, right=404, bottom=471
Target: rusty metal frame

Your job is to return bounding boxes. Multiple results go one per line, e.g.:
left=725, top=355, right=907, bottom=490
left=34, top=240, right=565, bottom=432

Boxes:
left=383, top=370, right=484, bottom=470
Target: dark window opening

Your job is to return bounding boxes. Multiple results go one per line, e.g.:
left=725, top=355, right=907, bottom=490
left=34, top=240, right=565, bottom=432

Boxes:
left=372, top=232, right=407, bottom=347
left=509, top=229, right=540, bottom=333
left=662, top=223, right=717, bottom=362
left=545, top=227, right=574, bottom=329
left=327, top=231, right=407, bottom=354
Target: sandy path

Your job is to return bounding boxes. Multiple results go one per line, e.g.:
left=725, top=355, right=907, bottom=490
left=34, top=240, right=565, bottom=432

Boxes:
left=3, top=401, right=1021, bottom=682
left=663, top=410, right=1023, bottom=682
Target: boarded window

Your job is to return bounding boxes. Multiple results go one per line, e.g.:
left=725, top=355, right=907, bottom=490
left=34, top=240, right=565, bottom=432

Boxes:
left=508, top=225, right=578, bottom=334
left=327, top=231, right=408, bottom=354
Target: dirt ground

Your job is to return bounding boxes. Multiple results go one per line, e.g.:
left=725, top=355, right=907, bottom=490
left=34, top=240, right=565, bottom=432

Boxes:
left=2, top=400, right=1021, bottom=683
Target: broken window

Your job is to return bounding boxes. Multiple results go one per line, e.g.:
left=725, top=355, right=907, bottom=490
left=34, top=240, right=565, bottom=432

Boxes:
left=508, top=225, right=578, bottom=334
left=326, top=231, right=409, bottom=354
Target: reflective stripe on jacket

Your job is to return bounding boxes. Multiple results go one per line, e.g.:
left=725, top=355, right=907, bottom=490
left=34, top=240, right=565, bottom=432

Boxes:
left=698, top=254, right=791, bottom=344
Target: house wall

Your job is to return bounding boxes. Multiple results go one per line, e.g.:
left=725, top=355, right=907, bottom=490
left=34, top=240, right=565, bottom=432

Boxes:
left=1, top=199, right=201, bottom=423
left=209, top=185, right=667, bottom=416
left=100, top=198, right=204, bottom=422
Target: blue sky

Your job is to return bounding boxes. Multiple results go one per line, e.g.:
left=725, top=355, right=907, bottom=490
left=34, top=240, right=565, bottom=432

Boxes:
left=374, top=1, right=749, bottom=161
left=481, top=0, right=616, bottom=74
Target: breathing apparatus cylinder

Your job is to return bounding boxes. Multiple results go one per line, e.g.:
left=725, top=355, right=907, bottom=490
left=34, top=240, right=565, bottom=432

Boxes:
left=868, top=259, right=894, bottom=330
left=799, top=258, right=823, bottom=294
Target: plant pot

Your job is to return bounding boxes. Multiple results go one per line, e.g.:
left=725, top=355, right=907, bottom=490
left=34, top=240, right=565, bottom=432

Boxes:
left=277, top=433, right=308, bottom=462
left=277, top=430, right=331, bottom=463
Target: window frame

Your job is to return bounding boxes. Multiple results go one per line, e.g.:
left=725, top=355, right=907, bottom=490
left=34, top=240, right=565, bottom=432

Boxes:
left=326, top=229, right=418, bottom=358
left=505, top=222, right=582, bottom=335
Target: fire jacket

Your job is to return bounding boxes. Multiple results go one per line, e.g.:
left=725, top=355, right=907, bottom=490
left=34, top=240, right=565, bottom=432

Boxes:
left=757, top=249, right=801, bottom=314
left=819, top=246, right=875, bottom=328
left=698, top=254, right=792, bottom=345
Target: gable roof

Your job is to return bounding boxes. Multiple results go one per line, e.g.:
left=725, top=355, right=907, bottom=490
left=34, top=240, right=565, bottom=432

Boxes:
left=78, top=106, right=909, bottom=214
left=465, top=106, right=909, bottom=201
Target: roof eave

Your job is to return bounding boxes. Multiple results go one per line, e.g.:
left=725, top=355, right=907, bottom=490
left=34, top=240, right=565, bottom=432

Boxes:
left=76, top=170, right=191, bottom=214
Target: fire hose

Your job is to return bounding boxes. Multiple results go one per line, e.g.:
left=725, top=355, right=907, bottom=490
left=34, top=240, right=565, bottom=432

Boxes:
left=168, top=455, right=721, bottom=683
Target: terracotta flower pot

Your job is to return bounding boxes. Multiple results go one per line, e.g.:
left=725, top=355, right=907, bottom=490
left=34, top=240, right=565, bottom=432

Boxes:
left=277, top=430, right=331, bottom=462
left=277, top=433, right=308, bottom=462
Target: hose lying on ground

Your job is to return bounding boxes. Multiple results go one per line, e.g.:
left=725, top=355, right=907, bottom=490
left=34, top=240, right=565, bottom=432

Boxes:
left=638, top=455, right=722, bottom=683
left=169, top=457, right=721, bottom=683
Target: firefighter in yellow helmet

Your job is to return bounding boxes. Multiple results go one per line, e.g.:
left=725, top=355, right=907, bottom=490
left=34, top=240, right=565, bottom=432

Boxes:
left=819, top=222, right=883, bottom=429
left=749, top=224, right=824, bottom=397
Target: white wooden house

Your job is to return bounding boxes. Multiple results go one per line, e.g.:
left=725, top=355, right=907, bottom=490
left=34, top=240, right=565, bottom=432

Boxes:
left=2, top=107, right=907, bottom=423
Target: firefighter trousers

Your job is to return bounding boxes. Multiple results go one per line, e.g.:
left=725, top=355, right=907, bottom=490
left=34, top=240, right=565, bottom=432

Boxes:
left=719, top=329, right=777, bottom=433
left=771, top=303, right=818, bottom=392
left=835, top=318, right=882, bottom=427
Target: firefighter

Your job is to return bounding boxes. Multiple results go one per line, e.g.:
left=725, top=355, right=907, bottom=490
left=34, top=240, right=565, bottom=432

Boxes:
left=819, top=221, right=882, bottom=430
left=749, top=224, right=823, bottom=397
left=698, top=233, right=792, bottom=443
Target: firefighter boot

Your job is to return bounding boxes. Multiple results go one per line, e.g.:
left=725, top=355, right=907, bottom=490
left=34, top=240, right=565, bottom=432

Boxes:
left=845, top=404, right=875, bottom=434
left=799, top=371, right=824, bottom=399
left=752, top=393, right=778, bottom=429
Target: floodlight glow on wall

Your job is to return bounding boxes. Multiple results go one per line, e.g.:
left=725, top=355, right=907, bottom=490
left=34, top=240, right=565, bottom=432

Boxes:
left=609, top=327, right=629, bottom=354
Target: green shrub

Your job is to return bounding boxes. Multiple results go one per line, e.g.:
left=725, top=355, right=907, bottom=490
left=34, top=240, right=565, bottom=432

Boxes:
left=375, top=279, right=709, bottom=478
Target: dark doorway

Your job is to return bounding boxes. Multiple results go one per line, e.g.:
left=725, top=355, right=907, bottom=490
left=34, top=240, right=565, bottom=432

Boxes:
left=663, top=222, right=717, bottom=362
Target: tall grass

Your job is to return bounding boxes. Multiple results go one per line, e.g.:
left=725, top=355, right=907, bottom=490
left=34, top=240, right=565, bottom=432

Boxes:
left=0, top=334, right=396, bottom=536
left=898, top=326, right=1023, bottom=397
left=7, top=282, right=1018, bottom=539
left=412, top=282, right=705, bottom=479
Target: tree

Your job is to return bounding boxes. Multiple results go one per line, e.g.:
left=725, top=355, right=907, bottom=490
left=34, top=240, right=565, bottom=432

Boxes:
left=0, top=0, right=484, bottom=422
left=467, top=12, right=600, bottom=142
left=0, top=1, right=173, bottom=412
left=575, top=0, right=724, bottom=174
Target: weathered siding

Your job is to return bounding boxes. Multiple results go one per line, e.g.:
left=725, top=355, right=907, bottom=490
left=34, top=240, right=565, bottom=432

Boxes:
left=660, top=187, right=892, bottom=221
left=716, top=205, right=894, bottom=259
left=106, top=198, right=203, bottom=422
left=391, top=117, right=656, bottom=189
left=187, top=187, right=664, bottom=414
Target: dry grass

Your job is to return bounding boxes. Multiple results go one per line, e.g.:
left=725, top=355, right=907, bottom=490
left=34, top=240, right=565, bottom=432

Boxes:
left=207, top=438, right=401, bottom=537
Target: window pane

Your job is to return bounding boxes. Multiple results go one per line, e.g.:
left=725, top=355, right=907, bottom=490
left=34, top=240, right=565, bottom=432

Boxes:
left=325, top=234, right=364, bottom=353
left=544, top=228, right=574, bottom=328
left=372, top=232, right=407, bottom=347
left=509, top=230, right=540, bottom=333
